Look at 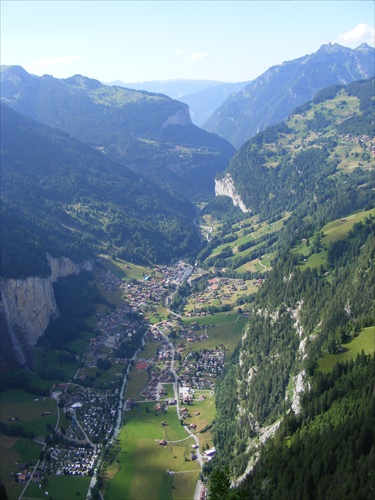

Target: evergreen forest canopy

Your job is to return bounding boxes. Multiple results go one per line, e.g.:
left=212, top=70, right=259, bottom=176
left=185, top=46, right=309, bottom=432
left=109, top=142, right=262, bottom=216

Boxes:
left=0, top=103, right=200, bottom=278
left=204, top=78, right=375, bottom=498
left=0, top=65, right=236, bottom=200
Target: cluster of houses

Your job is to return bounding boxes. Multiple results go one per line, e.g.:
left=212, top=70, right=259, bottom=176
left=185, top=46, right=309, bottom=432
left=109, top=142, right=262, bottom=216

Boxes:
left=59, top=386, right=119, bottom=445
left=50, top=446, right=99, bottom=477
left=120, top=262, right=193, bottom=312
left=185, top=277, right=251, bottom=316
left=338, top=133, right=375, bottom=162
left=177, top=348, right=225, bottom=390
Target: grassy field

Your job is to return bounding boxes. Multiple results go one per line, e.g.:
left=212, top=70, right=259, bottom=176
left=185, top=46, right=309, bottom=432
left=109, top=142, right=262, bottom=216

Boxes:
left=0, top=390, right=58, bottom=437
left=24, top=475, right=91, bottom=500
left=0, top=434, right=44, bottom=500
left=296, top=208, right=375, bottom=270
left=183, top=390, right=216, bottom=451
left=101, top=256, right=152, bottom=281
left=32, top=348, right=79, bottom=380
left=317, top=326, right=375, bottom=372
left=182, top=314, right=247, bottom=361
left=125, top=369, right=149, bottom=401
left=322, top=208, right=375, bottom=243
left=104, top=403, right=199, bottom=500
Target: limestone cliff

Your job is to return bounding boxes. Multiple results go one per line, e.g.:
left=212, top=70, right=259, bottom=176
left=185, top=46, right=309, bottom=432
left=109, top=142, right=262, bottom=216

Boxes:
left=0, top=255, right=94, bottom=347
left=161, top=106, right=192, bottom=129
left=215, top=173, right=250, bottom=213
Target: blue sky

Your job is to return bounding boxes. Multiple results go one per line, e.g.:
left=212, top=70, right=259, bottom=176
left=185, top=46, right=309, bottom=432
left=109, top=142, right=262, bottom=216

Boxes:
left=1, top=1, right=374, bottom=83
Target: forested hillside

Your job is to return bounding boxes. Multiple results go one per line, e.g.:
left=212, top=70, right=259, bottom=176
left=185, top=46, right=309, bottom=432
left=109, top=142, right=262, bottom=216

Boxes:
left=204, top=43, right=375, bottom=148
left=0, top=103, right=200, bottom=278
left=204, top=78, right=375, bottom=498
left=0, top=66, right=236, bottom=199
left=222, top=78, right=375, bottom=218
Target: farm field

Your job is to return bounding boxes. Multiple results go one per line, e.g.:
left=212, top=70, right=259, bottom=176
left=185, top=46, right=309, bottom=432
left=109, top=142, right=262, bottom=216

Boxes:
left=0, top=389, right=58, bottom=437
left=24, top=475, right=91, bottom=500
left=182, top=314, right=247, bottom=360
left=104, top=402, right=199, bottom=500
left=317, top=326, right=375, bottom=373
left=0, top=434, right=43, bottom=500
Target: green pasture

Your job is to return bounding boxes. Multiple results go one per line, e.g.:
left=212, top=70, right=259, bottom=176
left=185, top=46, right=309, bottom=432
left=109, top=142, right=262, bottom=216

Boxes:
left=125, top=369, right=149, bottom=401
left=33, top=348, right=79, bottom=380
left=0, top=390, right=57, bottom=435
left=0, top=435, right=43, bottom=500
left=149, top=306, right=170, bottom=324
left=140, top=339, right=161, bottom=359
left=104, top=403, right=199, bottom=500
left=92, top=362, right=125, bottom=389
left=183, top=311, right=241, bottom=326
left=300, top=250, right=328, bottom=270
left=161, top=383, right=175, bottom=399
left=317, top=327, right=375, bottom=373
left=13, top=437, right=43, bottom=463
left=102, top=256, right=152, bottom=281
left=181, top=316, right=247, bottom=360
left=24, top=475, right=91, bottom=500
left=184, top=391, right=216, bottom=450
left=0, top=434, right=23, bottom=500
left=322, top=208, right=375, bottom=243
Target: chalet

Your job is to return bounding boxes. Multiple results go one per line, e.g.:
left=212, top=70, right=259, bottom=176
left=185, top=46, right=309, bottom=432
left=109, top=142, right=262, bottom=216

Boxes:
left=204, top=447, right=216, bottom=461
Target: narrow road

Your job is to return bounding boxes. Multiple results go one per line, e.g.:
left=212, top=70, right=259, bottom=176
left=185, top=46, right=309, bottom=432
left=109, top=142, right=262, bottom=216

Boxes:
left=158, top=331, right=204, bottom=498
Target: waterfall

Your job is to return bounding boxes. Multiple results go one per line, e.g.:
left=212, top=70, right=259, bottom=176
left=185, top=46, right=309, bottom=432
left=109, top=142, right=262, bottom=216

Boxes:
left=0, top=287, right=27, bottom=366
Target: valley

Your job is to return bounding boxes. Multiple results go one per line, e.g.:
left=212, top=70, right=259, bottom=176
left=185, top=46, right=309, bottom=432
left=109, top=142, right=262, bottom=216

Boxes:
left=1, top=60, right=374, bottom=500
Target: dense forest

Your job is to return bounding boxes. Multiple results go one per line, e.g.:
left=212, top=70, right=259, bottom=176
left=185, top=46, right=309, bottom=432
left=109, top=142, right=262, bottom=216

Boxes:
left=205, top=78, right=375, bottom=498
left=0, top=103, right=200, bottom=278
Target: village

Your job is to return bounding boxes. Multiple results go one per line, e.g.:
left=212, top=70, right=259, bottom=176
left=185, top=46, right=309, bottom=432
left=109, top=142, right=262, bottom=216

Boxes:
left=10, top=260, right=247, bottom=492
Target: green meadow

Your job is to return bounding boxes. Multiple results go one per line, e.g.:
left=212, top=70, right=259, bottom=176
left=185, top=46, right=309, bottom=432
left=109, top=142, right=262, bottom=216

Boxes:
left=317, top=326, right=375, bottom=373
left=322, top=208, right=375, bottom=243
left=182, top=314, right=247, bottom=360
left=24, top=475, right=91, bottom=500
left=0, top=389, right=58, bottom=437
left=104, top=403, right=199, bottom=500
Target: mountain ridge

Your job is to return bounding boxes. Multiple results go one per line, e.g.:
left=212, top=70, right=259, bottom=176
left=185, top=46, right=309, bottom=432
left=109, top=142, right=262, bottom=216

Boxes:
left=203, top=43, right=375, bottom=148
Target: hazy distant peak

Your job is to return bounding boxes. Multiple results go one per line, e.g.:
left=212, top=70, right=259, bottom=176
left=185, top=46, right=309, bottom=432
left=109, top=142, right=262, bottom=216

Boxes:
left=63, top=74, right=102, bottom=90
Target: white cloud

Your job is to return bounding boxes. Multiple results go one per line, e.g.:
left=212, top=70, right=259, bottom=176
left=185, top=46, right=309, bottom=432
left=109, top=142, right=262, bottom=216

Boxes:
left=190, top=52, right=208, bottom=61
left=337, top=23, right=375, bottom=47
left=31, top=55, right=84, bottom=68
left=176, top=49, right=208, bottom=61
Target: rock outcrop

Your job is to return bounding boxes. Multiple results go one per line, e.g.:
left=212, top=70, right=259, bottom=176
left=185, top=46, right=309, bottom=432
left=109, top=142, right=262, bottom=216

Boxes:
left=0, top=255, right=94, bottom=347
left=215, top=173, right=250, bottom=213
left=161, top=106, right=192, bottom=129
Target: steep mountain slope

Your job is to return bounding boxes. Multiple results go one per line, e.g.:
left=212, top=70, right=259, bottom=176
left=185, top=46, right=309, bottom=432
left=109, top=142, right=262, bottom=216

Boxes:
left=216, top=78, right=375, bottom=218
left=0, top=67, right=236, bottom=199
left=179, top=81, right=249, bottom=126
left=204, top=79, right=375, bottom=496
left=204, top=43, right=375, bottom=148
left=0, top=103, right=200, bottom=279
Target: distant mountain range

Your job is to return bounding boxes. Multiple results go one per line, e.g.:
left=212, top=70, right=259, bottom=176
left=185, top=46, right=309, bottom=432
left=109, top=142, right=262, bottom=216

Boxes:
left=0, top=66, right=236, bottom=200
left=104, top=78, right=249, bottom=126
left=203, top=43, right=375, bottom=148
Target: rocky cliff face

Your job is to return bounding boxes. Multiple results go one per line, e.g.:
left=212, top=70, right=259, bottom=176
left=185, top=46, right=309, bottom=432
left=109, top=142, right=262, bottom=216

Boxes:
left=0, top=255, right=94, bottom=348
left=215, top=173, right=250, bottom=213
left=161, top=106, right=192, bottom=129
